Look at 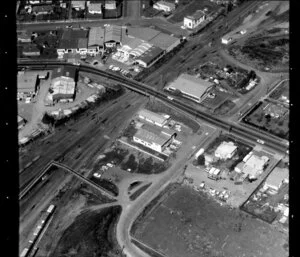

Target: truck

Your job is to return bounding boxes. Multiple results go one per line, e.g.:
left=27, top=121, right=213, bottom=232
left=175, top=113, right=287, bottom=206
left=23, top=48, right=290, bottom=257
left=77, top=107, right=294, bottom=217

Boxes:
left=195, top=148, right=205, bottom=159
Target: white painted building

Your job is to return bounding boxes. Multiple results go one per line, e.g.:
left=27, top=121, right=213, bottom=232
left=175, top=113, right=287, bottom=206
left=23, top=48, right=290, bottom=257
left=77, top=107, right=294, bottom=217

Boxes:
left=184, top=10, right=206, bottom=29
left=137, top=109, right=170, bottom=127
left=214, top=141, right=237, bottom=160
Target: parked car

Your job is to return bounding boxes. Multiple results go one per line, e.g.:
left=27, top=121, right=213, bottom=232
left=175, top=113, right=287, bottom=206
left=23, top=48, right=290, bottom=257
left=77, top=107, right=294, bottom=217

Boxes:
left=93, top=172, right=101, bottom=178
left=107, top=163, right=114, bottom=168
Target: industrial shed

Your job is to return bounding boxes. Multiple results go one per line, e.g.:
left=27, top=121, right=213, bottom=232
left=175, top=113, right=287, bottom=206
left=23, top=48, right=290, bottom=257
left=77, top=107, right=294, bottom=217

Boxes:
left=165, top=73, right=214, bottom=103
left=137, top=109, right=170, bottom=127
left=135, top=46, right=165, bottom=68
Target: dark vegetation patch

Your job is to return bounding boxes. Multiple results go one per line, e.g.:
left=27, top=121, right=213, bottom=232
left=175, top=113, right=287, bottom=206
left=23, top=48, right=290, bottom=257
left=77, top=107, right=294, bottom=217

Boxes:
left=89, top=177, right=119, bottom=197
left=50, top=206, right=123, bottom=257
left=130, top=183, right=152, bottom=201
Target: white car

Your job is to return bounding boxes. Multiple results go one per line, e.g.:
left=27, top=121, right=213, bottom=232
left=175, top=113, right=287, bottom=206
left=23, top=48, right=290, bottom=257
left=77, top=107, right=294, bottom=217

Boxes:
left=107, top=163, right=114, bottom=168
left=199, top=182, right=205, bottom=188
left=93, top=172, right=101, bottom=178
left=101, top=165, right=108, bottom=171
left=240, top=29, right=247, bottom=35
left=109, top=64, right=114, bottom=70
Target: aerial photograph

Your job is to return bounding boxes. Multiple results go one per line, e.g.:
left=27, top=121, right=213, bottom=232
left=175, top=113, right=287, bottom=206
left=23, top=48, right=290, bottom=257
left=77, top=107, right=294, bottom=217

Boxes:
left=17, top=0, right=289, bottom=257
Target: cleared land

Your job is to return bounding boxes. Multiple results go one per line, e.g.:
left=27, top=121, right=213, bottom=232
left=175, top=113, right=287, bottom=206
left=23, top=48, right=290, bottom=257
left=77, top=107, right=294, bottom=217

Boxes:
left=133, top=185, right=288, bottom=257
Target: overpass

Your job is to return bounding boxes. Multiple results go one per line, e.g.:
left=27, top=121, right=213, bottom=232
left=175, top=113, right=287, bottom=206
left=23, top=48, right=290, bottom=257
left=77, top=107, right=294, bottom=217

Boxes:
left=18, top=61, right=289, bottom=154
left=19, top=160, right=117, bottom=201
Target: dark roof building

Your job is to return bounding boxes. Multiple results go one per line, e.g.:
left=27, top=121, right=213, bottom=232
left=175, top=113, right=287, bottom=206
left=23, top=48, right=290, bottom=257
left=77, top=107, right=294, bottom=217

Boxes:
left=18, top=72, right=38, bottom=94
left=88, top=27, right=105, bottom=48
left=58, top=29, right=89, bottom=50
left=51, top=66, right=77, bottom=81
left=136, top=46, right=165, bottom=68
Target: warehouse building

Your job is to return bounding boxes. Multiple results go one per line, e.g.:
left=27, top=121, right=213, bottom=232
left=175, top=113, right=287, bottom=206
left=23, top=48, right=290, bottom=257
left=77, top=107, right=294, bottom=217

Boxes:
left=48, top=66, right=77, bottom=103
left=137, top=109, right=170, bottom=127
left=88, top=27, right=105, bottom=55
left=135, top=46, right=165, bottom=68
left=214, top=141, right=237, bottom=160
left=165, top=73, right=214, bottom=103
left=264, top=167, right=289, bottom=192
left=57, top=29, right=89, bottom=56
left=127, top=27, right=181, bottom=52
left=133, top=125, right=176, bottom=153
left=18, top=71, right=38, bottom=97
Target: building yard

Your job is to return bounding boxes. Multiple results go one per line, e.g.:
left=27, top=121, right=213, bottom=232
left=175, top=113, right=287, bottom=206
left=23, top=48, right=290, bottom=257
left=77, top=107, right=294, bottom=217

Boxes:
left=169, top=0, right=219, bottom=24
left=132, top=185, right=288, bottom=257
left=242, top=100, right=289, bottom=140
left=241, top=160, right=289, bottom=225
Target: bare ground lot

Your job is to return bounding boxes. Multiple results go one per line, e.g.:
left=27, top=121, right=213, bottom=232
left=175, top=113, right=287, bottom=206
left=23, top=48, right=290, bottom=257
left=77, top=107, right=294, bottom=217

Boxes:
left=133, top=185, right=288, bottom=257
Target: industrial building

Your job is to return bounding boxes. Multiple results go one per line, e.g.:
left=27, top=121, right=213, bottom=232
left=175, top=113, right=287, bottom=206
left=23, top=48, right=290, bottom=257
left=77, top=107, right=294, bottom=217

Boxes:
left=105, top=0, right=116, bottom=9
left=234, top=152, right=269, bottom=180
left=137, top=109, right=170, bottom=127
left=127, top=27, right=181, bottom=52
left=133, top=124, right=176, bottom=153
left=48, top=67, right=77, bottom=103
left=18, top=71, right=38, bottom=97
left=184, top=10, right=206, bottom=29
left=135, top=46, right=165, bottom=68
left=71, top=1, right=86, bottom=10
left=57, top=29, right=89, bottom=56
left=264, top=167, right=289, bottom=192
left=214, top=141, right=237, bottom=160
left=153, top=1, right=176, bottom=12
left=165, top=73, right=214, bottom=103
left=88, top=27, right=105, bottom=55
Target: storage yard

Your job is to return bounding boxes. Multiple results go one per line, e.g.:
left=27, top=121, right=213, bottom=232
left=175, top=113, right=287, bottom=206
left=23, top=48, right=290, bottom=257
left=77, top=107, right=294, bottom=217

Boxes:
left=132, top=185, right=288, bottom=257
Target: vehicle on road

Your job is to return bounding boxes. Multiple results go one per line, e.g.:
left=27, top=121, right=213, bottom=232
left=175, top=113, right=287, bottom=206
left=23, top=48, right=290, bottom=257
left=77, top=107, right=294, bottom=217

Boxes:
left=257, top=139, right=265, bottom=145
left=93, top=172, right=101, bottom=178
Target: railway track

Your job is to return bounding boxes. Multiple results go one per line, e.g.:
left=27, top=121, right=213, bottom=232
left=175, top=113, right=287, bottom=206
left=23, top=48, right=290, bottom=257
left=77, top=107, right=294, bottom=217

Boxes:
left=18, top=61, right=288, bottom=154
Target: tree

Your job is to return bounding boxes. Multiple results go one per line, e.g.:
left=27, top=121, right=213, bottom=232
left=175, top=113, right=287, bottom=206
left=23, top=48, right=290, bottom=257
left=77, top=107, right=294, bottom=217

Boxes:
left=197, top=155, right=205, bottom=166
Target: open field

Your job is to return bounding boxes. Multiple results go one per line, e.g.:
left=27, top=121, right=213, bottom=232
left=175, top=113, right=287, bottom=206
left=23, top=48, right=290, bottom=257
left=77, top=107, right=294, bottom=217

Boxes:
left=242, top=100, right=289, bottom=140
left=133, top=185, right=288, bottom=257
left=269, top=79, right=289, bottom=104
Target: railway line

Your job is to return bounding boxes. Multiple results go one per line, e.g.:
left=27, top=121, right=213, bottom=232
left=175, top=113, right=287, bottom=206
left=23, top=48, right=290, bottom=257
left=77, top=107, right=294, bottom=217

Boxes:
left=18, top=61, right=288, bottom=154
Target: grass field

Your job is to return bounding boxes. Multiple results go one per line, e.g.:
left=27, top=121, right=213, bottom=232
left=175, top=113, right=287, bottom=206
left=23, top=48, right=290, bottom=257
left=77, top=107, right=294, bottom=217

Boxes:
left=133, top=185, right=288, bottom=257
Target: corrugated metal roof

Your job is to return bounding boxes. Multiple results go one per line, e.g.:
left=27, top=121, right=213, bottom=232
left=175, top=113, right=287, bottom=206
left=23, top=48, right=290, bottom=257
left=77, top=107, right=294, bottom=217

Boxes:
left=186, top=10, right=205, bottom=20
left=136, top=46, right=164, bottom=65
left=149, top=33, right=180, bottom=50
left=105, top=25, right=122, bottom=42
left=88, top=27, right=105, bottom=46
left=166, top=73, right=214, bottom=100
left=134, top=127, right=171, bottom=146
left=88, top=3, right=102, bottom=12
left=138, top=109, right=167, bottom=125
left=127, top=27, right=161, bottom=42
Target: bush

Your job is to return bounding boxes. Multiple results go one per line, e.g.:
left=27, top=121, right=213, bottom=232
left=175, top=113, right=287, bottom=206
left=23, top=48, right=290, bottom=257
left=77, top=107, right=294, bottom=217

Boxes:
left=197, top=155, right=205, bottom=166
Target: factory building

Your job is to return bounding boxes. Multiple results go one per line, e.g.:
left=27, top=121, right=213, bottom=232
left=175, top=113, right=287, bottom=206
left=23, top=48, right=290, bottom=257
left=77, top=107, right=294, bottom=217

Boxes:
left=165, top=73, right=214, bottom=103
left=137, top=109, right=170, bottom=127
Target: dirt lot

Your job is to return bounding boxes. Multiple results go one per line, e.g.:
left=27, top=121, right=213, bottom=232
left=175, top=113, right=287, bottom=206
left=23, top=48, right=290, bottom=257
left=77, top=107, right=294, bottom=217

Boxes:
left=269, top=79, right=289, bottom=104
left=133, top=185, right=288, bottom=257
